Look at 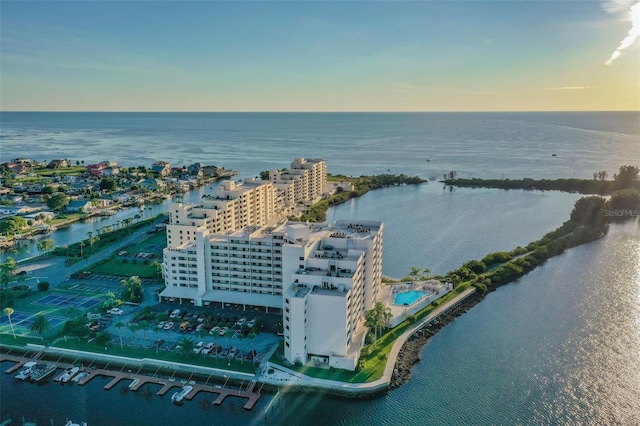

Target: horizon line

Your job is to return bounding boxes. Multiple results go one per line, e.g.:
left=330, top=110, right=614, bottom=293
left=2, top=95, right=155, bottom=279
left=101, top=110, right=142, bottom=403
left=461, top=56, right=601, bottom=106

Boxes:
left=1, top=110, right=638, bottom=114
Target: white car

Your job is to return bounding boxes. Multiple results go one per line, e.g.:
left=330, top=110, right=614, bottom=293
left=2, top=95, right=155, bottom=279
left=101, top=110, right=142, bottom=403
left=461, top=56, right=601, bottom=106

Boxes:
left=107, top=308, right=124, bottom=315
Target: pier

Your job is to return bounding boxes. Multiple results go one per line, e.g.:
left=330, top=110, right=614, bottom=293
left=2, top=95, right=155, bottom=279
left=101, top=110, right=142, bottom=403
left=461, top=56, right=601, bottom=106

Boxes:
left=1, top=352, right=261, bottom=410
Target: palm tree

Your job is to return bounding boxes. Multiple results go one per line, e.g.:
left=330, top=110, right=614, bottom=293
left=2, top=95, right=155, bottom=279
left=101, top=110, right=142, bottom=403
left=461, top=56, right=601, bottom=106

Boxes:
left=30, top=313, right=50, bottom=340
left=138, top=320, right=150, bottom=343
left=178, top=337, right=194, bottom=357
left=129, top=323, right=140, bottom=341
left=116, top=321, right=125, bottom=348
left=79, top=241, right=86, bottom=258
left=150, top=261, right=163, bottom=280
left=3, top=307, right=16, bottom=339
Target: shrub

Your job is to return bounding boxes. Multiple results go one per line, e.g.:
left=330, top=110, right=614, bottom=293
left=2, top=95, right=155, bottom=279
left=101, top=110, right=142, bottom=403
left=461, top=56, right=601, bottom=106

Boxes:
left=94, top=332, right=111, bottom=346
left=37, top=281, right=50, bottom=291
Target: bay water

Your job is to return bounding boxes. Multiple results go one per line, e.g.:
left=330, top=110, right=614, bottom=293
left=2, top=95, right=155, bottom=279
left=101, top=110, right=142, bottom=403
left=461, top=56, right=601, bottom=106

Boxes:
left=0, top=112, right=638, bottom=424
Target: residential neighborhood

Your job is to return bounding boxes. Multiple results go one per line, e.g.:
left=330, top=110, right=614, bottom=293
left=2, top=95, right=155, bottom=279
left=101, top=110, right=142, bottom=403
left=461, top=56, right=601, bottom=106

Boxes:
left=0, top=158, right=237, bottom=246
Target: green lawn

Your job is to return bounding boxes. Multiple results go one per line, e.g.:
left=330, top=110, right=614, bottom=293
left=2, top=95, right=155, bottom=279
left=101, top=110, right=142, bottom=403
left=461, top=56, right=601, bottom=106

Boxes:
left=54, top=339, right=259, bottom=373
left=88, top=259, right=158, bottom=279
left=124, top=231, right=167, bottom=254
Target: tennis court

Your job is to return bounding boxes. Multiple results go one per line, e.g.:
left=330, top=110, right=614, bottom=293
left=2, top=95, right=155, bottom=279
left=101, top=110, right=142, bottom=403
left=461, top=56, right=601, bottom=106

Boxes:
left=0, top=310, right=67, bottom=330
left=33, top=293, right=103, bottom=310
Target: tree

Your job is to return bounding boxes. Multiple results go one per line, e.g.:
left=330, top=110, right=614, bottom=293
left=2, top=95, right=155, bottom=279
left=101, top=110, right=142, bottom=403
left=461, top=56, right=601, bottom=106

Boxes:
left=89, top=236, right=100, bottom=254
left=613, top=165, right=640, bottom=189
left=99, top=178, right=117, bottom=191
left=4, top=307, right=16, bottom=339
left=570, top=196, right=606, bottom=226
left=30, top=313, right=50, bottom=339
left=178, top=337, right=194, bottom=357
left=0, top=258, right=17, bottom=289
left=37, top=239, right=55, bottom=257
left=79, top=241, right=86, bottom=258
left=150, top=261, right=163, bottom=280
left=0, top=216, right=27, bottom=236
left=462, top=260, right=487, bottom=274
left=46, top=193, right=70, bottom=212
left=120, top=276, right=143, bottom=303
left=114, top=321, right=124, bottom=348
left=37, top=281, right=50, bottom=291
left=138, top=320, right=150, bottom=342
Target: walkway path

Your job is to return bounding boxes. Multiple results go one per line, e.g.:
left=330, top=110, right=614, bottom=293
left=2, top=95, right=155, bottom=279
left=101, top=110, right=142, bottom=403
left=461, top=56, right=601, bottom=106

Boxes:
left=260, top=287, right=476, bottom=394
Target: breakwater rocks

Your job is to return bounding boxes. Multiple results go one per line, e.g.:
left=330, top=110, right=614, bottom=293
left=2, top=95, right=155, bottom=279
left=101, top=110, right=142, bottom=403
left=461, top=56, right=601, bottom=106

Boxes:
left=389, top=291, right=484, bottom=389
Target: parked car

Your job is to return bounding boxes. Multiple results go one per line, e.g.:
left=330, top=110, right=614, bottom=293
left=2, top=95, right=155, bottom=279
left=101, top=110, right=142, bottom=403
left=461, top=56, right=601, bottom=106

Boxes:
left=180, top=322, right=190, bottom=332
left=169, top=309, right=181, bottom=319
left=236, top=317, right=246, bottom=327
left=195, top=323, right=205, bottom=332
left=218, top=326, right=228, bottom=336
left=163, top=321, right=175, bottom=330
left=209, top=326, right=220, bottom=335
left=203, top=342, right=215, bottom=354
left=107, top=308, right=124, bottom=315
left=193, top=341, right=205, bottom=353
left=229, top=347, right=238, bottom=358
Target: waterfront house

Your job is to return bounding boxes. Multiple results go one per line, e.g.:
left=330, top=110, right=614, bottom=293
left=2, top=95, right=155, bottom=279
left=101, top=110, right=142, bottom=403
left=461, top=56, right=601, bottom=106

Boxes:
left=138, top=178, right=166, bottom=192
left=66, top=199, right=93, bottom=213
left=151, top=161, right=171, bottom=177
left=47, top=159, right=69, bottom=169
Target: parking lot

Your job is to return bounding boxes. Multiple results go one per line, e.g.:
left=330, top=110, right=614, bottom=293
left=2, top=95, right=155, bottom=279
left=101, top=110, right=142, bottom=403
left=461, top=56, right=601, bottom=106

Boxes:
left=101, top=302, right=281, bottom=363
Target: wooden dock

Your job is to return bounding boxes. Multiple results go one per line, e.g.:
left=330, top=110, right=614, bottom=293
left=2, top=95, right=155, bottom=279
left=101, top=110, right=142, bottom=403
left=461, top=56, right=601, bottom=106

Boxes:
left=2, top=352, right=261, bottom=410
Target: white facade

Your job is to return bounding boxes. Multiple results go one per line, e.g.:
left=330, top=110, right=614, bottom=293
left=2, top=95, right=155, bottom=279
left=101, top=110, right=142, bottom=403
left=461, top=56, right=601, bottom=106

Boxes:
left=161, top=219, right=384, bottom=371
left=270, top=158, right=327, bottom=206
left=162, top=225, right=287, bottom=309
left=166, top=178, right=278, bottom=249
left=282, top=220, right=384, bottom=370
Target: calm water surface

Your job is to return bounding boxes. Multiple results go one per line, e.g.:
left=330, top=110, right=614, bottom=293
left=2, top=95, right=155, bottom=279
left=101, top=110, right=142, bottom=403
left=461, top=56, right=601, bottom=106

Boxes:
left=1, top=113, right=638, bottom=424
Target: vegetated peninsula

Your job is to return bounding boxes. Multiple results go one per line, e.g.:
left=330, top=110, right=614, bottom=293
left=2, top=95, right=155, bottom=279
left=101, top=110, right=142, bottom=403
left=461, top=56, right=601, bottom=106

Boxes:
left=390, top=165, right=640, bottom=387
left=442, top=165, right=640, bottom=194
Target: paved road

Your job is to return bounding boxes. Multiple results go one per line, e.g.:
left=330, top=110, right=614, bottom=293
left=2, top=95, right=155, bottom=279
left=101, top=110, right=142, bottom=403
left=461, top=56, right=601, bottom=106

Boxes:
left=14, top=218, right=165, bottom=289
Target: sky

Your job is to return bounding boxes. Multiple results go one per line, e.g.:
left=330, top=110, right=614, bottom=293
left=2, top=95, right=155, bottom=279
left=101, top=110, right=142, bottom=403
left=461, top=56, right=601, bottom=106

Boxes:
left=1, top=1, right=639, bottom=112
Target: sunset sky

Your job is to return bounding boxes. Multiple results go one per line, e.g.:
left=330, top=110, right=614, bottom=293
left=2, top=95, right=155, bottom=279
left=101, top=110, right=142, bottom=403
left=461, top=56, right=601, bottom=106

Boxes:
left=1, top=1, right=639, bottom=112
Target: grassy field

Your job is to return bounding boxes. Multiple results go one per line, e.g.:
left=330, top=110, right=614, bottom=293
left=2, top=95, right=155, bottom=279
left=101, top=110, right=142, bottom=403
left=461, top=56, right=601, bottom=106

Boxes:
left=87, top=231, right=166, bottom=279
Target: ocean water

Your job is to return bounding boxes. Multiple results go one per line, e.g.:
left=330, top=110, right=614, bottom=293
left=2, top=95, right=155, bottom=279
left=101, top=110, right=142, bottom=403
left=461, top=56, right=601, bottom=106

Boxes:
left=1, top=112, right=638, bottom=179
left=1, top=112, right=639, bottom=424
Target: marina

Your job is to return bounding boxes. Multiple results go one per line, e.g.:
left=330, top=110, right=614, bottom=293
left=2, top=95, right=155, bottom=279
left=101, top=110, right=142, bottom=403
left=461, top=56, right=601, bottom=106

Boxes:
left=1, top=352, right=262, bottom=410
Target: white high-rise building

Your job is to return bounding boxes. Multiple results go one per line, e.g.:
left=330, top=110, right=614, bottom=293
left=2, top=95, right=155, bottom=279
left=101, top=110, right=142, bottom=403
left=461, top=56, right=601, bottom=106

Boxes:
left=160, top=219, right=383, bottom=371
left=269, top=158, right=327, bottom=207
left=282, top=220, right=383, bottom=371
left=166, top=178, right=278, bottom=249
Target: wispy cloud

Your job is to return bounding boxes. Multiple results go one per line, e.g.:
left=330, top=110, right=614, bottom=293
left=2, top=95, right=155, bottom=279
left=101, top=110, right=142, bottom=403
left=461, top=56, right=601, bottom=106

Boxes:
left=544, top=86, right=599, bottom=91
left=395, top=83, right=496, bottom=96
left=603, top=0, right=640, bottom=65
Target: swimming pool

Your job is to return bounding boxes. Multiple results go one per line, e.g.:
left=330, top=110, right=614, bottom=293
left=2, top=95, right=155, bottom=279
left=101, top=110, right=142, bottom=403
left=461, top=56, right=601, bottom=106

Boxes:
left=393, top=290, right=428, bottom=306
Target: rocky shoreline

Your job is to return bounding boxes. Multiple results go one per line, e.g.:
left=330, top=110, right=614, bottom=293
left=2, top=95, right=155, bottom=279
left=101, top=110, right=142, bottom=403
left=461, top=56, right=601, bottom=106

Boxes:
left=389, top=291, right=485, bottom=389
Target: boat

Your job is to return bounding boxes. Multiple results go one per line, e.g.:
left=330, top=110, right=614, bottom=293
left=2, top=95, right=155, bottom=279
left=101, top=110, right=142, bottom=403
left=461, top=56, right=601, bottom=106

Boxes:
left=14, top=361, right=38, bottom=380
left=55, top=366, right=80, bottom=383
left=128, top=378, right=140, bottom=389
left=64, top=421, right=88, bottom=426
left=29, top=363, right=57, bottom=382
left=72, top=372, right=89, bottom=382
left=171, top=385, right=193, bottom=404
